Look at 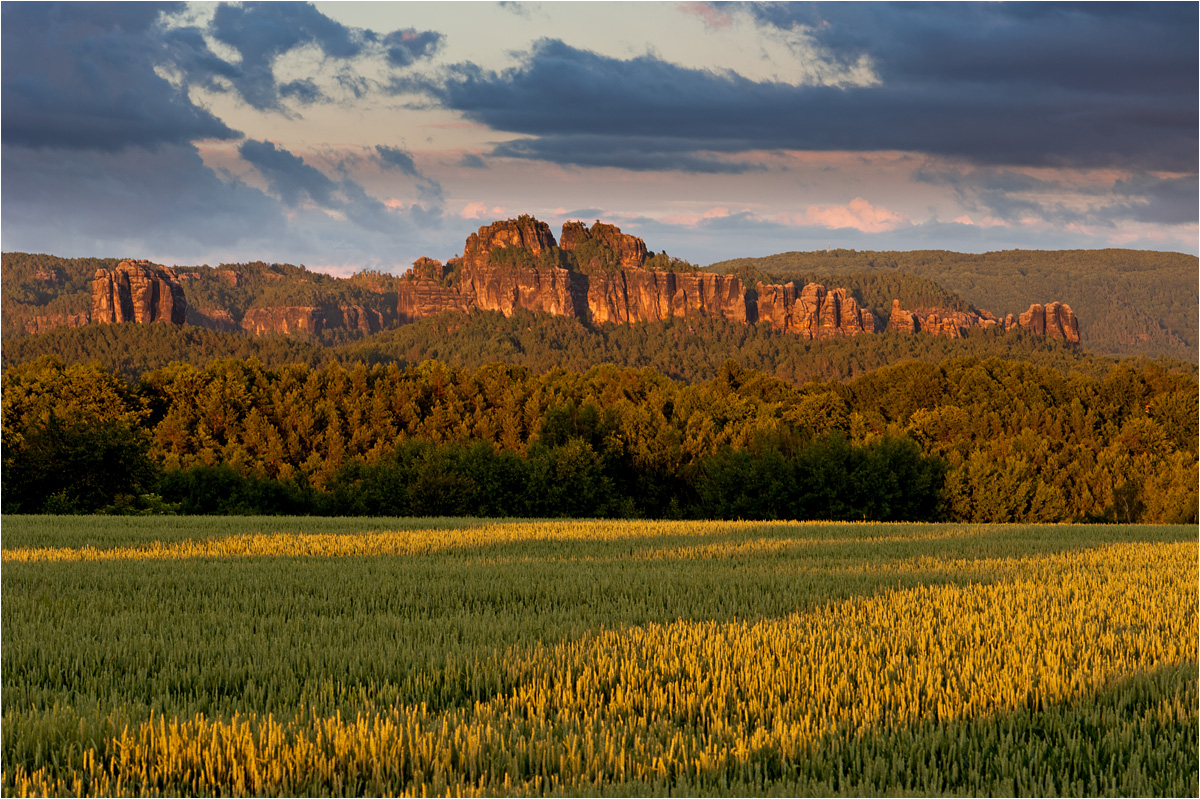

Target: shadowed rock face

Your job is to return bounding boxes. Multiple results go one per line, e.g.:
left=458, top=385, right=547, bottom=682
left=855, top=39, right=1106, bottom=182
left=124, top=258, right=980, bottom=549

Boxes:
left=240, top=305, right=395, bottom=336
left=91, top=260, right=186, bottom=325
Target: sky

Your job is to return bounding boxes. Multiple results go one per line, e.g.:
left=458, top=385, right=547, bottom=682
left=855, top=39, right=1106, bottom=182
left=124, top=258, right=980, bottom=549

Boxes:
left=2, top=1, right=1196, bottom=276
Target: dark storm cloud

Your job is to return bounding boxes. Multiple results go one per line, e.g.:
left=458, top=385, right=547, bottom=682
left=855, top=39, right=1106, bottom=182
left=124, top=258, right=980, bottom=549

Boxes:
left=0, top=142, right=286, bottom=256
left=209, top=1, right=367, bottom=110
left=417, top=3, right=1196, bottom=172
left=916, top=163, right=1199, bottom=230
left=0, top=2, right=239, bottom=151
left=492, top=135, right=765, bottom=174
left=383, top=29, right=445, bottom=68
left=2, top=1, right=447, bottom=152
left=240, top=139, right=402, bottom=233
left=239, top=139, right=340, bottom=206
left=459, top=153, right=489, bottom=169
left=375, top=145, right=421, bottom=177
left=1109, top=175, right=1199, bottom=227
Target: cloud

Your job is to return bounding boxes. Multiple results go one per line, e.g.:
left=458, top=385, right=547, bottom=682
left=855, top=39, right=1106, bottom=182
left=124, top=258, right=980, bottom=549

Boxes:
left=414, top=5, right=1195, bottom=172
left=375, top=145, right=421, bottom=176
left=0, top=142, right=285, bottom=259
left=796, top=198, right=909, bottom=233
left=491, top=135, right=765, bottom=174
left=1, top=2, right=239, bottom=151
left=240, top=139, right=408, bottom=233
left=916, top=164, right=1199, bottom=233
left=208, top=1, right=368, bottom=110
left=461, top=203, right=506, bottom=219
left=383, top=28, right=444, bottom=68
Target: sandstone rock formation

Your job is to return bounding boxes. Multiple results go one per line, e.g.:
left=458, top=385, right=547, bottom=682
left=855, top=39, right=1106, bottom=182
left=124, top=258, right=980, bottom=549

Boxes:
left=882, top=298, right=1081, bottom=344
left=1019, top=302, right=1081, bottom=343
left=389, top=217, right=1083, bottom=346
left=561, top=220, right=648, bottom=270
left=757, top=283, right=876, bottom=339
left=23, top=312, right=89, bottom=335
left=91, top=260, right=187, bottom=325
left=458, top=259, right=578, bottom=318
left=585, top=269, right=749, bottom=325
left=461, top=216, right=557, bottom=267
left=397, top=258, right=468, bottom=323
left=240, top=304, right=395, bottom=336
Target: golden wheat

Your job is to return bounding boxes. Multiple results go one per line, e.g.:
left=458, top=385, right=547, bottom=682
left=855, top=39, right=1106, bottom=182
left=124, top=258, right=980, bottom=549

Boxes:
left=2, top=519, right=1195, bottom=796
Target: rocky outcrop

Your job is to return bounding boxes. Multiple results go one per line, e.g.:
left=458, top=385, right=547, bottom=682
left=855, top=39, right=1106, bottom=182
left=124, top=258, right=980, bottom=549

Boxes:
left=584, top=268, right=749, bottom=325
left=240, top=304, right=395, bottom=336
left=1020, top=302, right=1081, bottom=344
left=462, top=216, right=557, bottom=267
left=561, top=220, right=648, bottom=270
left=452, top=217, right=578, bottom=318
left=397, top=258, right=468, bottom=323
left=757, top=283, right=876, bottom=339
left=458, top=260, right=578, bottom=318
left=390, top=217, right=1082, bottom=346
left=186, top=308, right=240, bottom=332
left=23, top=312, right=90, bottom=335
left=91, top=260, right=187, bottom=325
left=883, top=299, right=1081, bottom=343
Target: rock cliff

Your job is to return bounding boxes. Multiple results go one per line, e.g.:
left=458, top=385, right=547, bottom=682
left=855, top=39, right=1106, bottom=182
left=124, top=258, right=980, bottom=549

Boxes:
left=71, top=216, right=1081, bottom=347
left=584, top=269, right=749, bottom=325
left=756, top=282, right=876, bottom=339
left=91, top=260, right=187, bottom=325
left=880, top=299, right=1081, bottom=342
left=1020, top=302, right=1081, bottom=344
left=561, top=220, right=648, bottom=270
left=240, top=304, right=395, bottom=336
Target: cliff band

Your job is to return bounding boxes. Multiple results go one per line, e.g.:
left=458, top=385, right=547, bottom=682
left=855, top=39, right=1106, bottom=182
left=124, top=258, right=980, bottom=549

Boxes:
left=72, top=216, right=1080, bottom=344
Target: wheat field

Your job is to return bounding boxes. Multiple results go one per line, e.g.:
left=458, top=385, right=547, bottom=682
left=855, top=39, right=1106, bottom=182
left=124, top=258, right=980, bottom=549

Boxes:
left=2, top=517, right=1195, bottom=796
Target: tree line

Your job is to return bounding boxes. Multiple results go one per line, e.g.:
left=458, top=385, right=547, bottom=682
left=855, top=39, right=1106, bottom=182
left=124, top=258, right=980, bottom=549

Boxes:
left=3, top=354, right=1194, bottom=523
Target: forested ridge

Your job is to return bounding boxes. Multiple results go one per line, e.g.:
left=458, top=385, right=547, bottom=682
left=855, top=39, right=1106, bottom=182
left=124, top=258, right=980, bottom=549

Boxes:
left=5, top=245, right=1197, bottom=363
left=3, top=351, right=1194, bottom=524
left=7, top=311, right=1185, bottom=386
left=709, top=248, right=1198, bottom=361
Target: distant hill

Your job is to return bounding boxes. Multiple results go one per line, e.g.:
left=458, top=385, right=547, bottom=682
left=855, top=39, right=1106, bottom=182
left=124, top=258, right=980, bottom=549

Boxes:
left=708, top=249, right=1198, bottom=362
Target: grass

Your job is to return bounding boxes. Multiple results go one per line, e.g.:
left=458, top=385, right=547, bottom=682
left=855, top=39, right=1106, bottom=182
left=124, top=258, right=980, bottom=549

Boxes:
left=2, top=517, right=1195, bottom=796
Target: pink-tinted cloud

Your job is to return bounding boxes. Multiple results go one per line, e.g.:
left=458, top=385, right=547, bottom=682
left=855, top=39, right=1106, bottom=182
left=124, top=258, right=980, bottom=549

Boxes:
left=461, top=202, right=506, bottom=219
left=661, top=206, right=733, bottom=227
left=796, top=197, right=909, bottom=233
left=678, top=2, right=734, bottom=29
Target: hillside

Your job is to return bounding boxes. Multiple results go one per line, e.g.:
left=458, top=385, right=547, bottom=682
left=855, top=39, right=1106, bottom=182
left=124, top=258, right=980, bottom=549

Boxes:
left=3, top=217, right=1191, bottom=363
left=708, top=249, right=1198, bottom=362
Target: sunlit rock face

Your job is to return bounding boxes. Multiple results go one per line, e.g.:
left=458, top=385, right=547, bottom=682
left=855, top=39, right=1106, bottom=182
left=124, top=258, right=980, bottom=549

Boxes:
left=1021, top=302, right=1081, bottom=344
left=75, top=216, right=1080, bottom=347
left=91, top=260, right=186, bottom=325
left=756, top=283, right=875, bottom=339
left=560, top=220, right=648, bottom=270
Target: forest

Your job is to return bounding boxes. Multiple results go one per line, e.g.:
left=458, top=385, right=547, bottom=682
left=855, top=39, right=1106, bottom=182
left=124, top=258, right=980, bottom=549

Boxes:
left=3, top=348, right=1195, bottom=523
left=6, top=307, right=1183, bottom=386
